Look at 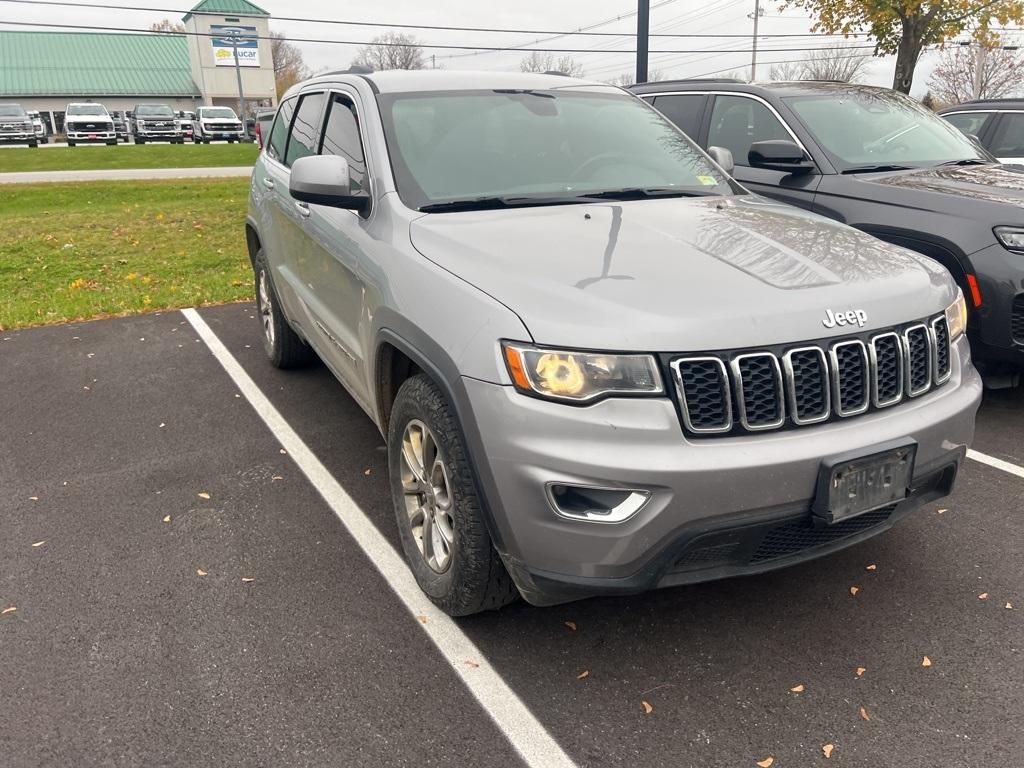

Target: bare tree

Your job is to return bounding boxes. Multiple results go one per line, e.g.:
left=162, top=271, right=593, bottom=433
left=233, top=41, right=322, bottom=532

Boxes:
left=353, top=32, right=425, bottom=71
left=271, top=32, right=310, bottom=98
left=604, top=69, right=663, bottom=87
left=927, top=41, right=1024, bottom=104
left=764, top=45, right=869, bottom=83
left=520, top=51, right=585, bottom=78
left=150, top=19, right=185, bottom=33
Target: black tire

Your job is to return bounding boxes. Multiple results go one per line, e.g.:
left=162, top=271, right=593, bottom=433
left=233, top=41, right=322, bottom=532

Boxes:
left=136, top=138, right=145, bottom=145
left=388, top=375, right=519, bottom=616
left=28, top=141, right=38, bottom=148
left=253, top=250, right=314, bottom=369
left=106, top=140, right=117, bottom=146
left=67, top=141, right=75, bottom=147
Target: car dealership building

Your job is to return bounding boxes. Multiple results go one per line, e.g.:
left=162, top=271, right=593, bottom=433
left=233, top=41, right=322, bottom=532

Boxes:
left=0, top=0, right=276, bottom=134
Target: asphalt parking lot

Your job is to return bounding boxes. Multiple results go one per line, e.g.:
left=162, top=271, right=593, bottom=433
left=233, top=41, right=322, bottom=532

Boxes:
left=2, top=304, right=1022, bottom=768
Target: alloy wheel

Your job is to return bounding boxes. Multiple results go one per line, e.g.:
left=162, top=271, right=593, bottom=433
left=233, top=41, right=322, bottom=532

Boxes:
left=400, top=419, right=455, bottom=573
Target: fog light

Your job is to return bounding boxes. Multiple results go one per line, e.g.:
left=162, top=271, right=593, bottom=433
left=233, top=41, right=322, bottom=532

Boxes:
left=547, top=484, right=650, bottom=524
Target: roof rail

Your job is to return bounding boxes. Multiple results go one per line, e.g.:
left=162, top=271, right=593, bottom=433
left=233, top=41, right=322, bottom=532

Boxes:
left=320, top=65, right=374, bottom=76
left=542, top=70, right=571, bottom=77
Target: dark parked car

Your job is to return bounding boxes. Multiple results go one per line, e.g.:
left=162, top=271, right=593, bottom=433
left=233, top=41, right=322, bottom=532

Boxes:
left=631, top=80, right=1024, bottom=383
left=938, top=99, right=1024, bottom=163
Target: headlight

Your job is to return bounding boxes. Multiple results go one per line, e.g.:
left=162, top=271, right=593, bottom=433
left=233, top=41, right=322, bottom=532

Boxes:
left=502, top=342, right=663, bottom=402
left=994, top=225, right=1024, bottom=252
left=945, top=289, right=968, bottom=340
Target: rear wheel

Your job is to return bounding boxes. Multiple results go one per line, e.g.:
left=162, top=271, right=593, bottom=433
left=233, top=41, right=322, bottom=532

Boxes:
left=28, top=141, right=38, bottom=148
left=67, top=141, right=76, bottom=147
left=389, top=375, right=519, bottom=616
left=253, top=250, right=313, bottom=369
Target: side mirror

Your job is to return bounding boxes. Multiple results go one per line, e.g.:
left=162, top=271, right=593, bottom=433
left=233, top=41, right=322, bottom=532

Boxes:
left=707, top=146, right=735, bottom=176
left=748, top=139, right=815, bottom=174
left=289, top=155, right=370, bottom=214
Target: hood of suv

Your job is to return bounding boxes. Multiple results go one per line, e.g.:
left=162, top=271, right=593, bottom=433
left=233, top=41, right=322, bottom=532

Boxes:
left=409, top=195, right=956, bottom=350
left=859, top=162, right=1024, bottom=209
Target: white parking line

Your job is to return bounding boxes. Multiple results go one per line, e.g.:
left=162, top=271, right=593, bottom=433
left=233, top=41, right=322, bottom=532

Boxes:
left=181, top=308, right=578, bottom=768
left=967, top=449, right=1024, bottom=480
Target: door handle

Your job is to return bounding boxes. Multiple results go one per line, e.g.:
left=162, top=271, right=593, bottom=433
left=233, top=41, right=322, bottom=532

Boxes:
left=261, top=177, right=275, bottom=190
left=295, top=201, right=311, bottom=218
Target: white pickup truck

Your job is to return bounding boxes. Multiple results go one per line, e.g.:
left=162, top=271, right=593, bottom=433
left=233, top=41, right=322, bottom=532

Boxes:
left=64, top=103, right=117, bottom=147
left=191, top=106, right=246, bottom=144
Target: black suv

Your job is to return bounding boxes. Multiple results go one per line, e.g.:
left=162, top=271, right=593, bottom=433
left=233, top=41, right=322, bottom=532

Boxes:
left=938, top=99, right=1024, bottom=164
left=631, top=80, right=1024, bottom=382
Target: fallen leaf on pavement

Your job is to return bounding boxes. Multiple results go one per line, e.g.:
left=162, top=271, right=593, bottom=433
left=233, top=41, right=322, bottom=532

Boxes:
left=856, top=667, right=866, bottom=677
left=159, top=423, right=165, bottom=428
left=756, top=757, right=774, bottom=768
left=163, top=515, right=171, bottom=523
left=363, top=469, right=372, bottom=476
left=641, top=701, right=653, bottom=715
left=850, top=586, right=860, bottom=596
left=866, top=564, right=877, bottom=571
left=196, top=569, right=208, bottom=577
left=937, top=508, right=948, bottom=514
left=197, top=492, right=211, bottom=500
left=1007, top=603, right=1014, bottom=610
left=564, top=621, right=577, bottom=631
left=32, top=541, right=45, bottom=548
left=241, top=577, right=255, bottom=583
left=922, top=656, right=932, bottom=667
left=29, top=496, right=39, bottom=501
left=859, top=706, right=871, bottom=721
left=978, top=593, right=989, bottom=600
left=272, top=476, right=283, bottom=481
left=416, top=614, right=427, bottom=623
left=279, top=449, right=287, bottom=455
left=823, top=744, right=835, bottom=758
left=464, top=660, right=479, bottom=668
left=790, top=684, right=805, bottom=693
left=2, top=606, right=16, bottom=615
left=577, top=670, right=590, bottom=680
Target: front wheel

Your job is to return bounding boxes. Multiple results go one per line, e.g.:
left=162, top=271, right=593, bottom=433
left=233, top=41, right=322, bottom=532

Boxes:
left=389, top=375, right=518, bottom=616
left=67, top=141, right=76, bottom=147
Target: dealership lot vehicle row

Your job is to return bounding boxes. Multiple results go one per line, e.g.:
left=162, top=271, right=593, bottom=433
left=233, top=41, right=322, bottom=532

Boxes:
left=2, top=306, right=1021, bottom=768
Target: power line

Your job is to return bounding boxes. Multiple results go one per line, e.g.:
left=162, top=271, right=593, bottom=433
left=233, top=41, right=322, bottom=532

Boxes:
left=0, top=20, right=880, bottom=54
left=0, top=0, right=871, bottom=38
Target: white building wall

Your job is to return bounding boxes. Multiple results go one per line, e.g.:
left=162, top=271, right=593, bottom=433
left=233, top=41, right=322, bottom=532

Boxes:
left=184, top=11, right=276, bottom=112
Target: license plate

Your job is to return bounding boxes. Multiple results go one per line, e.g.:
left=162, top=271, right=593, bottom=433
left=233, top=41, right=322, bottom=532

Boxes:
left=813, top=443, right=916, bottom=525
left=221, top=133, right=231, bottom=138
left=88, top=134, right=97, bottom=139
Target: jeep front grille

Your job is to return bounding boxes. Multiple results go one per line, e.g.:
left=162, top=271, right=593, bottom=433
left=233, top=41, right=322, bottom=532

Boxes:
left=1011, top=295, right=1024, bottom=344
left=669, top=315, right=952, bottom=437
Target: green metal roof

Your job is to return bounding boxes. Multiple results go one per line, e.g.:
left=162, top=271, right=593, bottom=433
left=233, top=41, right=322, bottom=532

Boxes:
left=0, top=31, right=200, bottom=98
left=183, top=0, right=270, bottom=21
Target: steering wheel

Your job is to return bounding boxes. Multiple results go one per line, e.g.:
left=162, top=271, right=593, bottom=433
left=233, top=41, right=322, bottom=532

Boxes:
left=569, top=152, right=665, bottom=182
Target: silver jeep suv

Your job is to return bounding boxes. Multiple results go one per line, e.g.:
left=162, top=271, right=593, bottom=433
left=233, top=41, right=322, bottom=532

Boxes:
left=246, top=70, right=982, bottom=615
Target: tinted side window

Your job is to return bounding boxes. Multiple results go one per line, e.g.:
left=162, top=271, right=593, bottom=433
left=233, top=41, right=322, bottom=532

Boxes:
left=943, top=111, right=993, bottom=139
left=708, top=95, right=792, bottom=166
left=285, top=92, right=326, bottom=167
left=321, top=95, right=367, bottom=192
left=650, top=94, right=708, bottom=139
left=989, top=113, right=1024, bottom=157
left=267, top=97, right=295, bottom=162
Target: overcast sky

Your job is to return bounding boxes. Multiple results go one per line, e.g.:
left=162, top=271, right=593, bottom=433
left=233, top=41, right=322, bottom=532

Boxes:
left=0, top=0, right=996, bottom=95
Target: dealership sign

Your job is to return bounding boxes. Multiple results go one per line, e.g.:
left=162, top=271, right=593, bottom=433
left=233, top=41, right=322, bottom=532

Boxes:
left=211, top=25, right=260, bottom=67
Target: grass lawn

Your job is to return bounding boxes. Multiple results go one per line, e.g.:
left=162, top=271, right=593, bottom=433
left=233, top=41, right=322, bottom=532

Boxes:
left=0, top=179, right=253, bottom=330
left=0, top=143, right=258, bottom=174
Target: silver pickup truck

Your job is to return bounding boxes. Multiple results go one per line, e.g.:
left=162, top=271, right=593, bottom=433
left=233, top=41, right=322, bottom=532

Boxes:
left=0, top=103, right=38, bottom=147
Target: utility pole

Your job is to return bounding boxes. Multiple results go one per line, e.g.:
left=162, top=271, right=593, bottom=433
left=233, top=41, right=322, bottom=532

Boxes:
left=973, top=42, right=987, bottom=100
left=230, top=33, right=248, bottom=121
left=636, top=0, right=650, bottom=84
left=750, top=0, right=762, bottom=81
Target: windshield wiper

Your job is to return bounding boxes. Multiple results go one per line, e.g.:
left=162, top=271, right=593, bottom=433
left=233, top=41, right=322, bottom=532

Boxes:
left=841, top=164, right=915, bottom=175
left=936, top=158, right=990, bottom=167
left=418, top=196, right=525, bottom=213
left=573, top=187, right=720, bottom=200
left=418, top=188, right=719, bottom=213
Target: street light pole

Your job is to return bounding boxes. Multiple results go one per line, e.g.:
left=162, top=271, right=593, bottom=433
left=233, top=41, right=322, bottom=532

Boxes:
left=231, top=34, right=248, bottom=121
left=636, top=0, right=650, bottom=84
left=750, top=0, right=761, bottom=81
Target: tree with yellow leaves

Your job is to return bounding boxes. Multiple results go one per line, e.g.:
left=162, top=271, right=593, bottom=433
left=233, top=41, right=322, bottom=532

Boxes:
left=782, top=0, right=1024, bottom=93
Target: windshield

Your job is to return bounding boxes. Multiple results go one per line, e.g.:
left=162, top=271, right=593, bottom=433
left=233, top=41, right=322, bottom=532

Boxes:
left=67, top=105, right=108, bottom=116
left=784, top=89, right=989, bottom=170
left=201, top=108, right=238, bottom=119
left=0, top=105, right=27, bottom=118
left=136, top=105, right=174, bottom=117
left=378, top=89, right=735, bottom=210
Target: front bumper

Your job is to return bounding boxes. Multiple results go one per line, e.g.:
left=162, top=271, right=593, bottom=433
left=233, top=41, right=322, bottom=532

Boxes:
left=67, top=131, right=115, bottom=142
left=463, top=337, right=982, bottom=605
left=966, top=243, right=1024, bottom=367
left=0, top=131, right=36, bottom=143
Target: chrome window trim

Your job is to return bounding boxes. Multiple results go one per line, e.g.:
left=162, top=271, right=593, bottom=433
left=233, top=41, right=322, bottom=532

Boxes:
left=670, top=356, right=734, bottom=434
left=645, top=89, right=809, bottom=156
left=903, top=324, right=933, bottom=397
left=730, top=352, right=785, bottom=431
left=782, top=346, right=831, bottom=425
left=930, top=317, right=953, bottom=385
left=868, top=332, right=905, bottom=408
left=829, top=339, right=870, bottom=417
